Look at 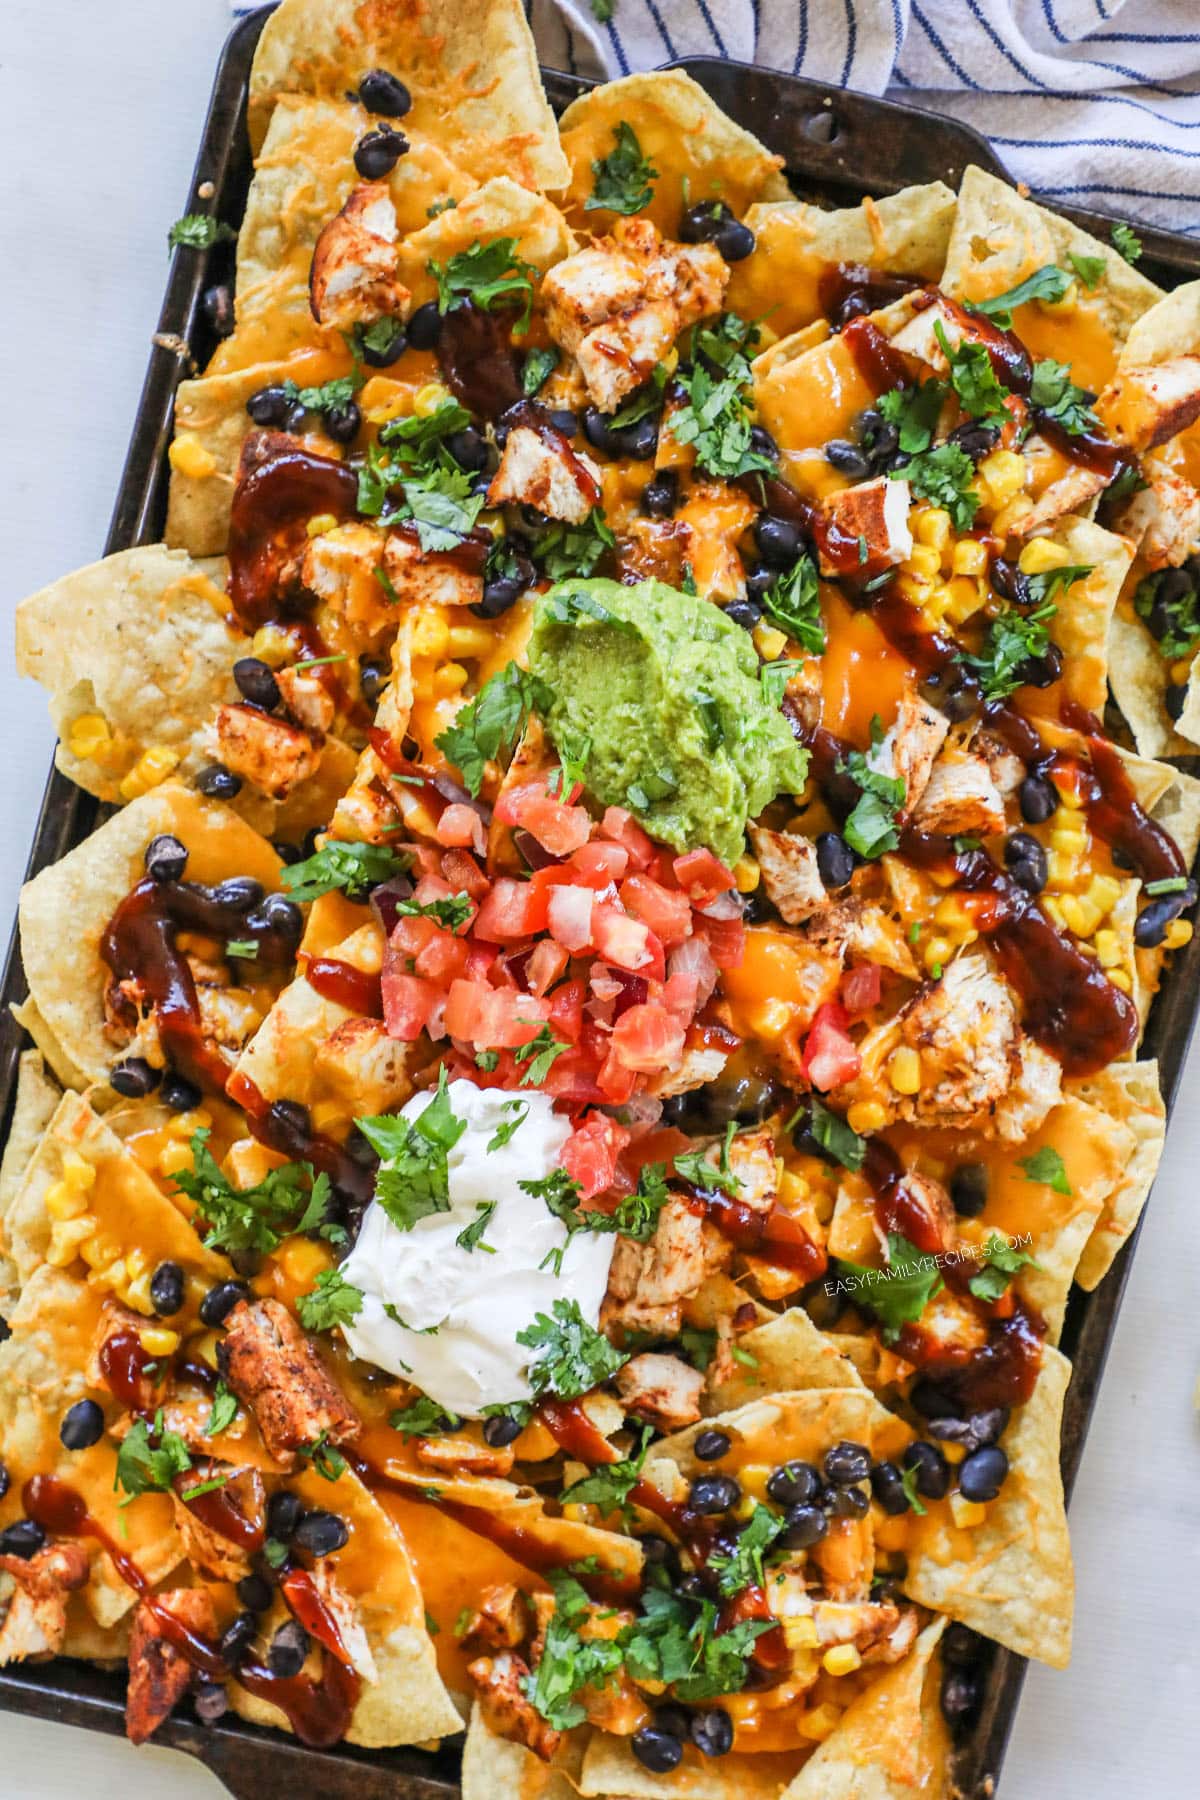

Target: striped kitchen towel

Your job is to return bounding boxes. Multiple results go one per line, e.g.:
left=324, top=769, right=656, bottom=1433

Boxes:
left=232, top=0, right=1200, bottom=232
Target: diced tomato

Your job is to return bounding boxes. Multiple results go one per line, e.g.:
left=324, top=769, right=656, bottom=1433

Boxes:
left=668, top=934, right=719, bottom=1006
left=662, top=970, right=700, bottom=1022
left=546, top=884, right=595, bottom=952
left=548, top=977, right=585, bottom=1043
left=495, top=780, right=591, bottom=856
left=440, top=848, right=490, bottom=901
left=673, top=847, right=736, bottom=905
left=600, top=806, right=655, bottom=870
left=596, top=1052, right=639, bottom=1104
left=414, top=930, right=470, bottom=984
left=592, top=904, right=665, bottom=979
left=698, top=912, right=745, bottom=969
left=525, top=939, right=570, bottom=997
left=381, top=969, right=441, bottom=1041
left=619, top=873, right=693, bottom=947
left=841, top=963, right=882, bottom=1016
left=610, top=1001, right=687, bottom=1073
left=801, top=1001, right=862, bottom=1092
left=444, top=980, right=550, bottom=1047
left=464, top=942, right=498, bottom=980
left=473, top=876, right=549, bottom=943
left=436, top=803, right=486, bottom=852
left=390, top=913, right=437, bottom=961
left=562, top=1113, right=632, bottom=1200
left=570, top=841, right=629, bottom=884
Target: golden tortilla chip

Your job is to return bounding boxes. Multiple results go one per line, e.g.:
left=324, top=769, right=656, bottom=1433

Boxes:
left=1022, top=519, right=1131, bottom=720
left=0, top=1051, right=60, bottom=1312
left=8, top=999, right=95, bottom=1096
left=703, top=1306, right=867, bottom=1415
left=580, top=1734, right=802, bottom=1800
left=1118, top=276, right=1200, bottom=372
left=557, top=70, right=790, bottom=236
left=904, top=1347, right=1073, bottom=1668
left=15, top=545, right=241, bottom=802
left=1071, top=1061, right=1165, bottom=1289
left=1107, top=602, right=1197, bottom=760
left=462, top=1704, right=586, bottom=1800
left=248, top=0, right=568, bottom=192
left=394, top=176, right=575, bottom=309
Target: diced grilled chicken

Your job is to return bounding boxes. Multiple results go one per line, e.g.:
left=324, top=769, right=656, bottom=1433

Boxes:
left=171, top=1466, right=265, bottom=1582
left=577, top=301, right=681, bottom=414
left=749, top=826, right=826, bottom=924
left=977, top=729, right=1025, bottom=800
left=308, top=1559, right=379, bottom=1683
left=1111, top=462, right=1200, bottom=569
left=800, top=897, right=918, bottom=980
left=872, top=686, right=949, bottom=814
left=650, top=1045, right=730, bottom=1099
left=414, top=1432, right=516, bottom=1478
left=725, top=1123, right=777, bottom=1211
left=811, top=1599, right=920, bottom=1666
left=213, top=702, right=322, bottom=799
left=910, top=744, right=1007, bottom=837
left=893, top=1171, right=957, bottom=1255
left=88, top=1299, right=157, bottom=1396
left=1011, top=456, right=1108, bottom=538
left=312, top=1017, right=413, bottom=1115
left=0, top=1543, right=89, bottom=1666
left=818, top=477, right=913, bottom=577
left=126, top=1588, right=215, bottom=1744
left=309, top=182, right=409, bottom=330
left=460, top=1584, right=531, bottom=1654
left=887, top=295, right=966, bottom=373
left=1099, top=354, right=1200, bottom=452
left=602, top=1196, right=730, bottom=1337
left=889, top=952, right=1020, bottom=1129
left=299, top=522, right=399, bottom=636
left=276, top=666, right=337, bottom=734
left=220, top=1298, right=360, bottom=1469
left=487, top=423, right=600, bottom=523
left=918, top=1286, right=992, bottom=1355
left=382, top=527, right=485, bottom=609
left=991, top=1035, right=1062, bottom=1142
left=541, top=243, right=646, bottom=355
left=194, top=980, right=265, bottom=1056
left=468, top=1650, right=562, bottom=1760
left=615, top=1353, right=704, bottom=1431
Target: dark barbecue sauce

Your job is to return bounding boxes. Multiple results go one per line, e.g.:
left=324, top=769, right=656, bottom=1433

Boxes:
left=681, top=1185, right=828, bottom=1279
left=225, top=1071, right=375, bottom=1217
left=439, top=302, right=524, bottom=420
left=819, top=263, right=924, bottom=330
left=301, top=955, right=384, bottom=1017
left=228, top=442, right=359, bottom=630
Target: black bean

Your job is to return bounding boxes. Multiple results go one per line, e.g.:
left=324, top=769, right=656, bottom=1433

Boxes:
left=582, top=407, right=621, bottom=456
left=60, top=1398, right=105, bottom=1451
left=950, top=1162, right=988, bottom=1218
left=231, top=1574, right=270, bottom=1616
left=268, top=1618, right=311, bottom=1677
left=360, top=321, right=407, bottom=367
left=161, top=1072, right=203, bottom=1113
left=359, top=657, right=389, bottom=705
left=824, top=438, right=871, bottom=480
left=615, top=414, right=659, bottom=460
left=267, top=1489, right=304, bottom=1542
left=211, top=877, right=264, bottom=912
left=930, top=666, right=982, bottom=724
left=948, top=420, right=1001, bottom=463
left=246, top=384, right=292, bottom=427
left=547, top=409, right=579, bottom=439
left=1003, top=830, right=1048, bottom=895
left=267, top=1099, right=311, bottom=1156
left=150, top=1262, right=186, bottom=1317
left=816, top=832, right=855, bottom=890
left=942, top=1622, right=985, bottom=1668
left=1135, top=884, right=1196, bottom=947
left=691, top=1709, right=734, bottom=1757
left=283, top=400, right=309, bottom=433
left=767, top=1460, right=821, bottom=1508
left=407, top=301, right=442, bottom=350
left=474, top=573, right=525, bottom=618
left=714, top=219, right=755, bottom=262
left=354, top=125, right=408, bottom=179
left=145, top=833, right=189, bottom=883
left=247, top=892, right=304, bottom=940
left=780, top=1502, right=828, bottom=1549
left=638, top=1534, right=675, bottom=1569
left=219, top=1612, right=257, bottom=1670
left=755, top=515, right=803, bottom=568
left=824, top=1482, right=870, bottom=1518
left=294, top=1509, right=350, bottom=1556
left=749, top=424, right=778, bottom=461
left=824, top=1441, right=872, bottom=1486
left=902, top=1440, right=949, bottom=1500
left=641, top=473, right=678, bottom=518
left=1018, top=773, right=1058, bottom=824
left=229, top=1248, right=264, bottom=1279
left=693, top=1430, right=732, bottom=1463
left=195, top=762, right=243, bottom=800
left=358, top=69, right=412, bottom=116
left=447, top=426, right=488, bottom=471
left=324, top=400, right=363, bottom=445
left=1166, top=681, right=1189, bottom=722
left=110, top=1058, right=161, bottom=1099
left=1016, top=643, right=1064, bottom=689
left=194, top=1681, right=229, bottom=1725
left=202, top=284, right=235, bottom=338
left=927, top=1408, right=1010, bottom=1454
left=724, top=598, right=763, bottom=632
left=199, top=1280, right=250, bottom=1328
left=632, top=1726, right=684, bottom=1773
left=940, top=1668, right=979, bottom=1725
left=0, top=1519, right=45, bottom=1559
left=233, top=657, right=281, bottom=711
left=744, top=561, right=776, bottom=603
left=680, top=200, right=735, bottom=244
left=988, top=558, right=1028, bottom=606
left=870, top=1460, right=911, bottom=1515
left=688, top=1475, right=740, bottom=1515
left=482, top=1413, right=523, bottom=1448
left=959, top=1445, right=1010, bottom=1502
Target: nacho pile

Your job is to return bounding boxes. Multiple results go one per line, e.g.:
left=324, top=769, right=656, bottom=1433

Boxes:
left=5, top=3, right=1200, bottom=1794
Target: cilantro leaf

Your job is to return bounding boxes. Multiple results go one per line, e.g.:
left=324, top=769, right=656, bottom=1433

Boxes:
left=522, top=346, right=559, bottom=395
left=529, top=509, right=616, bottom=582
left=895, top=442, right=979, bottom=530
left=378, top=396, right=473, bottom=464
left=1022, top=563, right=1094, bottom=608
left=835, top=1231, right=944, bottom=1344
left=115, top=1413, right=192, bottom=1499
left=282, top=373, right=361, bottom=416
left=389, top=1397, right=461, bottom=1438
left=807, top=1097, right=867, bottom=1171
left=281, top=839, right=410, bottom=904
left=1030, top=358, right=1099, bottom=437
left=612, top=1162, right=671, bottom=1242
left=487, top=1101, right=529, bottom=1152
left=839, top=747, right=906, bottom=860
left=1134, top=567, right=1200, bottom=660
left=760, top=659, right=804, bottom=711
left=1068, top=251, right=1106, bottom=290
left=1112, top=221, right=1143, bottom=265
left=900, top=1463, right=927, bottom=1515
left=395, top=891, right=474, bottom=932
left=172, top=1129, right=330, bottom=1256
left=1016, top=1145, right=1072, bottom=1196
left=586, top=122, right=658, bottom=216
left=965, top=599, right=1057, bottom=701
left=674, top=1125, right=743, bottom=1199
left=609, top=363, right=669, bottom=429
left=590, top=0, right=614, bottom=19
left=522, top=1572, right=625, bottom=1729
left=620, top=1586, right=773, bottom=1701
left=877, top=379, right=949, bottom=455
left=517, top=1298, right=627, bottom=1398
left=204, top=1381, right=238, bottom=1438
left=456, top=1201, right=498, bottom=1253
left=435, top=661, right=552, bottom=797
left=168, top=214, right=236, bottom=252
left=679, top=1325, right=717, bottom=1370
left=670, top=315, right=775, bottom=481
left=356, top=1069, right=468, bottom=1232
left=964, top=263, right=1073, bottom=328
left=514, top=1025, right=571, bottom=1087
left=934, top=321, right=1011, bottom=424
left=760, top=557, right=824, bottom=655
left=968, top=1232, right=1042, bottom=1303
left=395, top=464, right=486, bottom=553
left=297, top=1268, right=364, bottom=1332
left=429, top=236, right=538, bottom=331
left=299, top=1430, right=347, bottom=1482
left=708, top=1505, right=785, bottom=1598
left=559, top=1426, right=653, bottom=1515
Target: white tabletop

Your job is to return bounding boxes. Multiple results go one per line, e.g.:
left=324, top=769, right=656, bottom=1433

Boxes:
left=1, top=2, right=1199, bottom=1792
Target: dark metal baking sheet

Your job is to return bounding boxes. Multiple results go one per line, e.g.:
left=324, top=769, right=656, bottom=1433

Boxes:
left=3, top=10, right=1199, bottom=1797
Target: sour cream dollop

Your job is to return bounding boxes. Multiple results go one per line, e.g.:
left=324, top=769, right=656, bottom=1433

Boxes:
left=339, top=1080, right=615, bottom=1417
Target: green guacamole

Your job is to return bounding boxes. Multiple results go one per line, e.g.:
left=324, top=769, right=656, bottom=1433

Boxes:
left=528, top=578, right=809, bottom=867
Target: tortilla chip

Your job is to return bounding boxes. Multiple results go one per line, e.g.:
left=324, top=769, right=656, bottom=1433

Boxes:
left=1119, top=276, right=1200, bottom=372
left=9, top=998, right=95, bottom=1096
left=651, top=1389, right=907, bottom=1490
left=1107, top=600, right=1197, bottom=759
left=0, top=1051, right=60, bottom=1312
left=580, top=1734, right=801, bottom=1800
left=730, top=182, right=957, bottom=343
left=904, top=1347, right=1073, bottom=1668
left=394, top=176, right=575, bottom=309
left=463, top=1704, right=586, bottom=1800
left=780, top=1620, right=949, bottom=1800
left=557, top=70, right=791, bottom=237
left=14, top=545, right=242, bottom=802
left=703, top=1307, right=867, bottom=1415
left=1040, top=520, right=1130, bottom=717
left=1071, top=1061, right=1165, bottom=1289
left=18, top=784, right=282, bottom=1088
left=248, top=0, right=568, bottom=193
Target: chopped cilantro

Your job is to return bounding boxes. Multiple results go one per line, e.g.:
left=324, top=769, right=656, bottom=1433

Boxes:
left=934, top=321, right=1011, bottom=424
left=522, top=1572, right=625, bottom=1729
left=613, top=1162, right=671, bottom=1242
left=297, top=1268, right=364, bottom=1332
left=895, top=441, right=979, bottom=531
left=587, top=121, right=657, bottom=216
left=1145, top=876, right=1190, bottom=897
left=877, top=379, right=949, bottom=454
left=1111, top=221, right=1143, bottom=265
left=426, top=197, right=457, bottom=220
left=807, top=1096, right=867, bottom=1171
left=1029, top=357, right=1098, bottom=437
left=435, top=661, right=552, bottom=797
left=620, top=1585, right=773, bottom=1702
left=708, top=1505, right=785, bottom=1597
left=529, top=509, right=616, bottom=581
left=522, top=346, right=559, bottom=395
left=559, top=1426, right=653, bottom=1516
left=968, top=1232, right=1042, bottom=1303
left=225, top=938, right=257, bottom=960
left=394, top=891, right=475, bottom=932
left=115, top=1413, right=192, bottom=1499
left=679, top=1325, right=717, bottom=1370
left=839, top=746, right=906, bottom=860
left=389, top=1397, right=462, bottom=1438
left=514, top=1025, right=571, bottom=1087
left=835, top=1231, right=944, bottom=1344
left=282, top=838, right=410, bottom=903
left=487, top=1101, right=529, bottom=1152
left=374, top=564, right=401, bottom=605
left=609, top=363, right=669, bottom=429
left=1016, top=1145, right=1072, bottom=1196
left=759, top=658, right=804, bottom=710
left=429, top=236, right=538, bottom=332
left=282, top=373, right=362, bottom=416
left=172, top=1129, right=333, bottom=1257
left=475, top=1049, right=500, bottom=1073
left=356, top=1068, right=468, bottom=1232
left=1068, top=251, right=1106, bottom=289
left=760, top=555, right=824, bottom=654
left=900, top=1463, right=927, bottom=1515
left=203, top=1381, right=238, bottom=1438
left=964, top=263, right=1073, bottom=328
left=670, top=315, right=775, bottom=481
left=1022, top=563, right=1094, bottom=608
left=455, top=1202, right=498, bottom=1253
left=1134, top=567, right=1200, bottom=660
left=168, top=214, right=236, bottom=252
left=674, top=1125, right=743, bottom=1199
left=965, top=600, right=1056, bottom=701
left=517, top=1298, right=627, bottom=1398
left=299, top=1429, right=347, bottom=1482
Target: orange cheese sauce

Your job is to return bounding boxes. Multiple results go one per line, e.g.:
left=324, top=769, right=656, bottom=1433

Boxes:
left=818, top=589, right=916, bottom=744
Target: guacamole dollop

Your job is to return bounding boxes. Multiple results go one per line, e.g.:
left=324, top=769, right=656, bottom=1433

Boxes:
left=528, top=577, right=809, bottom=868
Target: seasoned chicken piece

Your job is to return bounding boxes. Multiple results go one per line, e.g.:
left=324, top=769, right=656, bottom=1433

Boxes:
left=602, top=1196, right=730, bottom=1337
left=872, top=686, right=949, bottom=813
left=309, top=182, right=409, bottom=330
left=919, top=1285, right=992, bottom=1355
left=1011, top=457, right=1108, bottom=538
left=887, top=295, right=966, bottom=372
left=578, top=301, right=680, bottom=414
left=311, top=1017, right=412, bottom=1116
left=810, top=1515, right=874, bottom=1603
left=468, top=1650, right=562, bottom=1760
left=749, top=826, right=826, bottom=924
left=194, top=980, right=265, bottom=1056
left=818, top=477, right=913, bottom=577
left=460, top=1584, right=531, bottom=1654
left=541, top=243, right=646, bottom=355
left=977, top=729, right=1025, bottom=799
left=1111, top=463, right=1200, bottom=569
left=894, top=1171, right=957, bottom=1255
left=650, top=1045, right=730, bottom=1099
left=276, top=665, right=337, bottom=734
left=415, top=1433, right=516, bottom=1479
left=991, top=1035, right=1062, bottom=1142
left=725, top=1123, right=777, bottom=1211
left=220, top=1298, right=360, bottom=1468
left=126, top=1588, right=215, bottom=1744
left=800, top=897, right=918, bottom=980
left=487, top=423, right=600, bottom=523
left=88, top=1299, right=157, bottom=1399
left=171, top=1466, right=265, bottom=1582
left=213, top=703, right=322, bottom=799
left=382, top=527, right=484, bottom=609
left=910, top=744, right=1007, bottom=837
left=1099, top=354, right=1200, bottom=452
left=615, top=1353, right=704, bottom=1431
left=811, top=1599, right=901, bottom=1650
left=894, top=952, right=1020, bottom=1127
left=0, top=1543, right=89, bottom=1666
left=308, top=1559, right=379, bottom=1683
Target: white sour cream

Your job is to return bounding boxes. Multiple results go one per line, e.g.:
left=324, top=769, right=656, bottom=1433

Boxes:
left=339, top=1079, right=615, bottom=1417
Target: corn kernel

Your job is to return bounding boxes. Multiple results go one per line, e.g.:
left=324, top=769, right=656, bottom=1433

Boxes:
left=158, top=1140, right=196, bottom=1179
left=978, top=449, right=1026, bottom=509
left=944, top=575, right=986, bottom=626
left=88, top=1256, right=127, bottom=1295
left=950, top=1492, right=987, bottom=1529
left=1042, top=896, right=1068, bottom=931
left=68, top=712, right=114, bottom=761
left=306, top=512, right=338, bottom=538
left=942, top=1440, right=967, bottom=1465
left=119, top=745, right=180, bottom=802
left=1050, top=816, right=1088, bottom=849
left=888, top=1047, right=922, bottom=1095
left=751, top=998, right=794, bottom=1042
left=1086, top=874, right=1122, bottom=916
left=1166, top=919, right=1194, bottom=950
left=951, top=538, right=988, bottom=578
left=905, top=542, right=941, bottom=581
left=46, top=1217, right=95, bottom=1267
left=169, top=1107, right=212, bottom=1140
left=139, top=1326, right=181, bottom=1358
left=733, top=855, right=760, bottom=894
left=1094, top=929, right=1122, bottom=968
left=359, top=376, right=409, bottom=423
left=278, top=1236, right=332, bottom=1287
left=45, top=1180, right=89, bottom=1222
left=447, top=622, right=498, bottom=661
left=433, top=661, right=469, bottom=697
left=778, top=1169, right=810, bottom=1207
left=798, top=1702, right=843, bottom=1742
left=414, top=382, right=451, bottom=417
left=410, top=611, right=450, bottom=659
left=124, top=1268, right=156, bottom=1317
left=1039, top=279, right=1077, bottom=316
left=1109, top=968, right=1133, bottom=992
left=1046, top=851, right=1080, bottom=890
left=1018, top=537, right=1070, bottom=576
left=923, top=935, right=953, bottom=971
left=847, top=1099, right=888, bottom=1135
left=991, top=493, right=1034, bottom=535
left=81, top=1232, right=120, bottom=1271
left=934, top=895, right=973, bottom=932
left=894, top=571, right=928, bottom=605
left=822, top=1644, right=863, bottom=1677
left=753, top=623, right=788, bottom=661
left=913, top=507, right=952, bottom=554
left=168, top=434, right=217, bottom=480
left=251, top=624, right=294, bottom=667
left=783, top=1615, right=820, bottom=1650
